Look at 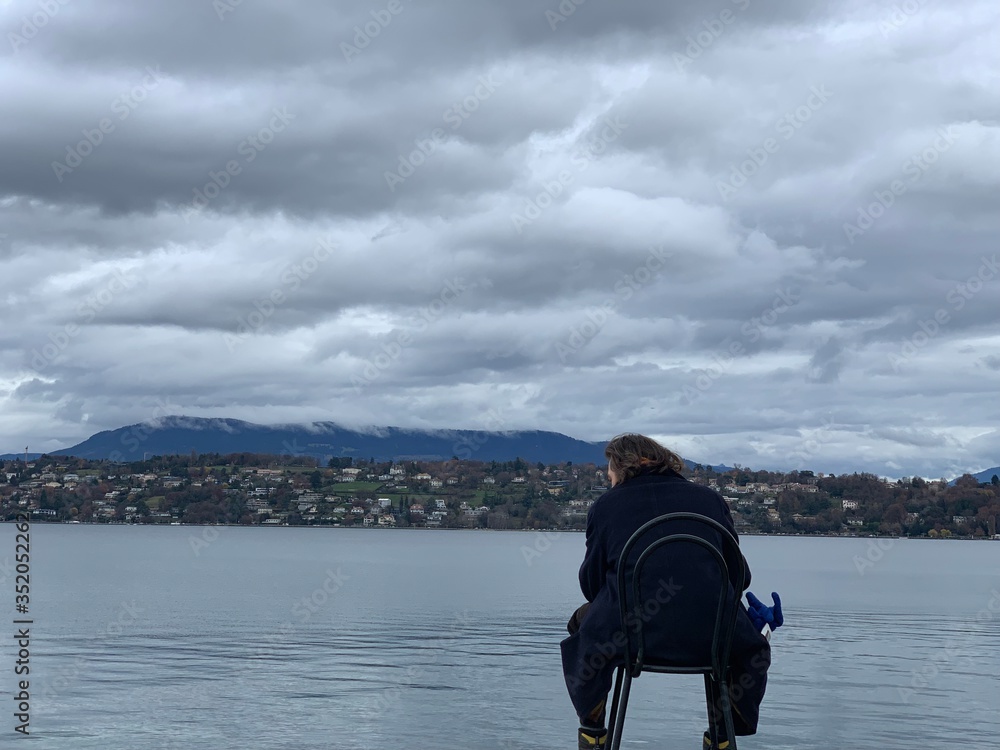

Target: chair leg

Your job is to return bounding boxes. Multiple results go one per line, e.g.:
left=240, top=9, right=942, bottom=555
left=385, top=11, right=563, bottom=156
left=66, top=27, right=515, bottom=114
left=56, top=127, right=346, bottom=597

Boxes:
left=606, top=666, right=624, bottom=740
left=719, top=680, right=737, bottom=750
left=704, top=675, right=738, bottom=750
left=609, top=670, right=633, bottom=750
left=704, top=675, right=719, bottom=748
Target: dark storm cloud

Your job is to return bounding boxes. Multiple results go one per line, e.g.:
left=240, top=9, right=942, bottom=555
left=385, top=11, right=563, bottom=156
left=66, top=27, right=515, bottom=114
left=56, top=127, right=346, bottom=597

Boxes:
left=1, top=0, right=998, bottom=477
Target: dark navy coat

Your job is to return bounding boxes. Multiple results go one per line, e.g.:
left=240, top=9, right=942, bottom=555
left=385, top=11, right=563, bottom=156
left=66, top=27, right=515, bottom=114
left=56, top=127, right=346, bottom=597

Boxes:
left=560, top=467, right=770, bottom=735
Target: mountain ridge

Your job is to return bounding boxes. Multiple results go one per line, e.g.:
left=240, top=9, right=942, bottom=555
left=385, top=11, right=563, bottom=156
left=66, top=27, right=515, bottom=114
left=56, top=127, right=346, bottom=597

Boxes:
left=4, top=417, right=993, bottom=480
left=36, top=415, right=727, bottom=468
left=966, top=466, right=1000, bottom=484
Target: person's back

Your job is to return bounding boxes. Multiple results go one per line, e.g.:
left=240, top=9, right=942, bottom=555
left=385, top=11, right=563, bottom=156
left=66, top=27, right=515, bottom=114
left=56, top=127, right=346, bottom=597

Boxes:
left=583, top=468, right=748, bottom=666
left=561, top=434, right=774, bottom=750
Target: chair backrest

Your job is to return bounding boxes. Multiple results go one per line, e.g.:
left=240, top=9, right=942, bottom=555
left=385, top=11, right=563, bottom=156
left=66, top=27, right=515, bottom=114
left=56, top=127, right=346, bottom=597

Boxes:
left=616, top=512, right=745, bottom=678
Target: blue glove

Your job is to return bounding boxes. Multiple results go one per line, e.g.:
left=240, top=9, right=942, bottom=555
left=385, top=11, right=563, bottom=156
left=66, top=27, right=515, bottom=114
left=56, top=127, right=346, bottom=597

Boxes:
left=746, top=591, right=783, bottom=631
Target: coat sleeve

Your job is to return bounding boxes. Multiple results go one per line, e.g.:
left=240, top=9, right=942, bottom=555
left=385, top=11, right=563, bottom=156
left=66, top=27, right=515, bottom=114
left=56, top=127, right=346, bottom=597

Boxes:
left=579, top=503, right=608, bottom=602
left=719, top=495, right=752, bottom=591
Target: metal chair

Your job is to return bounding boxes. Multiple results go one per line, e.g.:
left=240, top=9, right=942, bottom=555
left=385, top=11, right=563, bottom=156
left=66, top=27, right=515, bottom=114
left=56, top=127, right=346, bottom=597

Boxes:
left=606, top=512, right=746, bottom=750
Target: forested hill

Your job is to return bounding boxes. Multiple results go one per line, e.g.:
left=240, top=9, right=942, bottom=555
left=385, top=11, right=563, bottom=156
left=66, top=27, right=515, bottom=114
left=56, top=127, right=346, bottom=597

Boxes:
left=49, top=416, right=608, bottom=464
left=41, top=416, right=732, bottom=470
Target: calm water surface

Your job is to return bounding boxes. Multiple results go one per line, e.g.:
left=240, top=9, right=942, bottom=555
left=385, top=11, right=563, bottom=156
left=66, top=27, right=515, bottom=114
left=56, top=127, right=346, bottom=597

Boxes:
left=1, top=525, right=998, bottom=749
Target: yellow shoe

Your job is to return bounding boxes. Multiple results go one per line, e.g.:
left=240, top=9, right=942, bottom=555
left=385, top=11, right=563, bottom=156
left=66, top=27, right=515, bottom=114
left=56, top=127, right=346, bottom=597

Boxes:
left=703, top=730, right=731, bottom=749
left=578, top=726, right=607, bottom=750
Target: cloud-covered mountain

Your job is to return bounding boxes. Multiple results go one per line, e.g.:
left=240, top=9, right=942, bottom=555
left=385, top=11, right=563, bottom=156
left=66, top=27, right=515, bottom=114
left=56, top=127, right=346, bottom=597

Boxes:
left=49, top=416, right=610, bottom=464
left=35, top=415, right=732, bottom=469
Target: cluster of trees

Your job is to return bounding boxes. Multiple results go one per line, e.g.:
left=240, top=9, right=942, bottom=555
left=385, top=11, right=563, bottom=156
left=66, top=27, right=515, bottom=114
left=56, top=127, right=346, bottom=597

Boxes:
left=723, top=470, right=1000, bottom=537
left=4, top=454, right=999, bottom=537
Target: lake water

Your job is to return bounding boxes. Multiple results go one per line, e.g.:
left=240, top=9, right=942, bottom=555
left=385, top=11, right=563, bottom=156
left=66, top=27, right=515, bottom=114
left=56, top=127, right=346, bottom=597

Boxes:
left=1, top=525, right=998, bottom=749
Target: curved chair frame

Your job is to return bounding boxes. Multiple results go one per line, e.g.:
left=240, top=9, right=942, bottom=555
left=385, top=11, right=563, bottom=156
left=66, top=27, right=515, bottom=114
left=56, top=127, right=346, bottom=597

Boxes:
left=606, top=512, right=746, bottom=750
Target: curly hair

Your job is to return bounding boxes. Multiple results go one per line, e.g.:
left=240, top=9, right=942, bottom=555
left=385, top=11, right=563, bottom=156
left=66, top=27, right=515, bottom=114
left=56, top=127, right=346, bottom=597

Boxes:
left=604, top=433, right=685, bottom=484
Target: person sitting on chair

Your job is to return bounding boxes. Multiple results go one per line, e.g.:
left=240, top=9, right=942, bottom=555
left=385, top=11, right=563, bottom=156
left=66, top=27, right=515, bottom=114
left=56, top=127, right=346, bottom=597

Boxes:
left=560, top=434, right=782, bottom=750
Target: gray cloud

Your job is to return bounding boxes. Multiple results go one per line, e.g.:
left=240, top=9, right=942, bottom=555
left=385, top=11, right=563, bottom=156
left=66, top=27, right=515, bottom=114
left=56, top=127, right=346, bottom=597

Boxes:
left=2, top=0, right=999, bottom=477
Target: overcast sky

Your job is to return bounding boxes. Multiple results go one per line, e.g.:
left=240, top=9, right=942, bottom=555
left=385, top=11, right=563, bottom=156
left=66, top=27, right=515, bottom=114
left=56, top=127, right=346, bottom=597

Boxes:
left=2, top=0, right=998, bottom=478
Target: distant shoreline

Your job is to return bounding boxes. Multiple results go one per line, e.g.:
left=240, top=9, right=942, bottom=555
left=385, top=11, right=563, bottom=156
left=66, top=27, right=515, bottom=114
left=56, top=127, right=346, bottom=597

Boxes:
left=4, top=519, right=995, bottom=540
